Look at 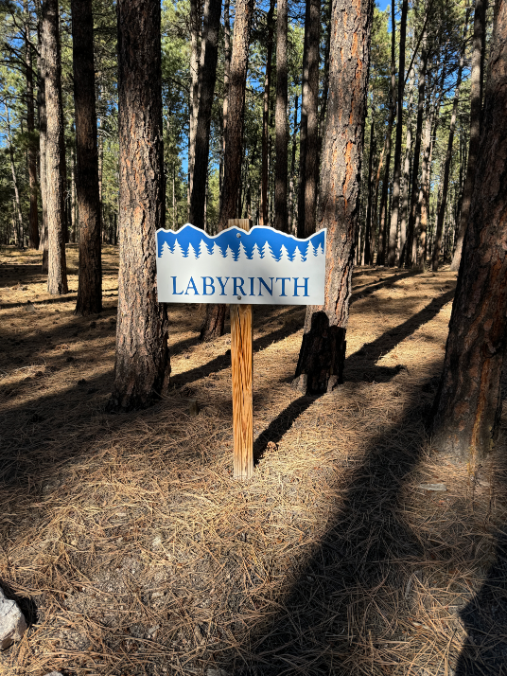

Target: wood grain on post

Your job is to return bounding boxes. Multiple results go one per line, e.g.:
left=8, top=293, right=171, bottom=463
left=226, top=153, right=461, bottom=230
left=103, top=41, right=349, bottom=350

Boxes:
left=229, top=218, right=253, bottom=480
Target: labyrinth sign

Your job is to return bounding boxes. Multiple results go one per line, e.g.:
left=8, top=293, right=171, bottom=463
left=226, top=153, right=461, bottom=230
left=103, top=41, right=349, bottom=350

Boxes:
left=155, top=223, right=327, bottom=305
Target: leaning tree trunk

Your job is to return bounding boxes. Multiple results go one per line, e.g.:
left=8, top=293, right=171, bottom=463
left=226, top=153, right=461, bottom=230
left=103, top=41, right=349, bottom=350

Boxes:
left=387, top=0, right=408, bottom=267
left=24, top=2, right=39, bottom=250
left=43, top=0, right=68, bottom=294
left=297, top=0, right=320, bottom=238
left=109, top=0, right=170, bottom=410
left=200, top=0, right=254, bottom=341
left=293, top=0, right=374, bottom=394
left=189, top=0, right=222, bottom=229
left=274, top=0, right=288, bottom=232
left=432, top=0, right=507, bottom=462
left=71, top=0, right=102, bottom=316
left=451, top=0, right=488, bottom=271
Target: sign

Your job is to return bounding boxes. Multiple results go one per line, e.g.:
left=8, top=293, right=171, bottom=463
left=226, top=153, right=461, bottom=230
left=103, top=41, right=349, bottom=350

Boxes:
left=156, top=223, right=327, bottom=305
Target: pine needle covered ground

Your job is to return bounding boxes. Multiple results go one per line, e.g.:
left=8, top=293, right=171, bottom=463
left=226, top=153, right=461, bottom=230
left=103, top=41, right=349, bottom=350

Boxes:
left=0, top=245, right=506, bottom=676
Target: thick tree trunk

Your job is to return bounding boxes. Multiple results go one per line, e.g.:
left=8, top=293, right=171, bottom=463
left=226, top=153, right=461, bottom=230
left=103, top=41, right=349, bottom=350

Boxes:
left=24, top=5, right=39, bottom=250
left=387, top=0, right=408, bottom=267
left=451, top=0, right=488, bottom=271
left=274, top=0, right=288, bottom=232
left=43, top=0, right=68, bottom=294
left=71, top=0, right=102, bottom=315
left=259, top=0, right=275, bottom=226
left=109, top=0, right=170, bottom=410
left=201, top=0, right=254, bottom=341
left=189, top=0, right=222, bottom=229
left=432, top=0, right=507, bottom=461
left=297, top=0, right=320, bottom=238
left=37, top=17, right=49, bottom=271
left=293, top=0, right=373, bottom=394
left=404, top=40, right=428, bottom=267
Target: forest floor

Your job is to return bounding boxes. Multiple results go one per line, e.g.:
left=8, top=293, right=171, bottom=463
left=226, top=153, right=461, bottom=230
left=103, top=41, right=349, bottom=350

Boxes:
left=0, top=245, right=506, bottom=676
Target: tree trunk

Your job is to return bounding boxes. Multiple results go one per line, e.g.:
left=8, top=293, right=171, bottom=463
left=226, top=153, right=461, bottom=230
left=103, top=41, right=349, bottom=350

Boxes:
left=43, top=0, right=68, bottom=294
left=398, top=61, right=415, bottom=266
left=188, top=0, right=201, bottom=215
left=189, top=0, right=222, bottom=229
left=451, top=0, right=488, bottom=271
left=404, top=38, right=428, bottom=267
left=432, top=27, right=467, bottom=271
left=259, top=0, right=275, bottom=226
left=71, top=0, right=102, bottom=315
left=297, top=0, right=320, bottom=238
left=432, top=0, right=507, bottom=462
left=363, top=119, right=375, bottom=265
left=293, top=0, right=374, bottom=394
left=274, top=0, right=288, bottom=232
left=37, top=16, right=49, bottom=271
left=200, top=0, right=254, bottom=341
left=387, top=0, right=408, bottom=267
left=287, top=92, right=298, bottom=234
left=219, top=0, right=231, bottom=218
left=109, top=0, right=170, bottom=410
left=25, top=3, right=39, bottom=249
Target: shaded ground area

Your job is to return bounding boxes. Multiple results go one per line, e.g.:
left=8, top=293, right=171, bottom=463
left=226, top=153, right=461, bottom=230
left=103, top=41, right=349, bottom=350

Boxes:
left=0, top=245, right=506, bottom=676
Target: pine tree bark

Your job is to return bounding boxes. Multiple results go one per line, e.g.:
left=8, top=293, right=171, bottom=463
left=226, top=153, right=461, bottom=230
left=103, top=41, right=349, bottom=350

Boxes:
left=287, top=92, right=298, bottom=234
left=43, top=0, right=68, bottom=294
left=24, top=3, right=39, bottom=250
left=71, top=0, right=102, bottom=315
left=451, top=0, right=488, bottom=271
left=398, top=61, right=415, bottom=266
left=387, top=0, right=408, bottom=267
left=293, top=0, right=374, bottom=394
left=188, top=0, right=201, bottom=214
left=432, top=0, right=507, bottom=461
left=109, top=0, right=170, bottom=410
left=297, top=0, right=320, bottom=238
left=363, top=119, right=375, bottom=265
left=37, top=15, right=49, bottom=271
left=274, top=0, right=288, bottom=232
left=200, top=0, right=254, bottom=341
left=404, top=37, right=428, bottom=267
left=189, top=0, right=222, bottom=229
left=259, top=0, right=275, bottom=226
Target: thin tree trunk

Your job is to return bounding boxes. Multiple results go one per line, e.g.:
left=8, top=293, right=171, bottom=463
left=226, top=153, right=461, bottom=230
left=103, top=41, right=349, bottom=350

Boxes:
left=293, top=0, right=374, bottom=394
left=274, top=0, right=288, bottom=232
left=259, top=0, right=275, bottom=225
left=398, top=61, right=415, bottom=266
left=109, top=0, right=170, bottom=411
left=71, top=0, right=102, bottom=315
left=201, top=0, right=254, bottom=341
left=219, top=0, right=231, bottom=218
left=297, top=0, right=320, bottom=238
left=432, top=0, right=507, bottom=462
left=188, top=0, right=201, bottom=215
left=37, top=15, right=49, bottom=271
left=43, top=0, right=68, bottom=294
left=70, top=145, right=77, bottom=242
left=287, top=92, right=298, bottom=235
left=451, top=0, right=488, bottom=270
left=189, top=0, right=222, bottom=229
left=372, top=133, right=387, bottom=263
left=404, top=38, right=428, bottom=267
left=364, top=119, right=375, bottom=265
left=387, top=0, right=408, bottom=266
left=24, top=2, right=39, bottom=249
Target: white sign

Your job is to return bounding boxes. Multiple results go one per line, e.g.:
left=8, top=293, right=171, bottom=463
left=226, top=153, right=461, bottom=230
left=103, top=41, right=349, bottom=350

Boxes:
left=156, top=224, right=326, bottom=305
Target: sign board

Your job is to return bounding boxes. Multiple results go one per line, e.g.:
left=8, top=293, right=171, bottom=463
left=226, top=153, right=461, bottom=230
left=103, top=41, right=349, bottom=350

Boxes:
left=156, top=224, right=326, bottom=305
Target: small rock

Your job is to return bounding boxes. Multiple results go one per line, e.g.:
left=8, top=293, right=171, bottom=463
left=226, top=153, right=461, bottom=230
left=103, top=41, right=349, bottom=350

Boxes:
left=0, top=588, right=28, bottom=651
left=418, top=483, right=447, bottom=492
left=43, top=672, right=64, bottom=676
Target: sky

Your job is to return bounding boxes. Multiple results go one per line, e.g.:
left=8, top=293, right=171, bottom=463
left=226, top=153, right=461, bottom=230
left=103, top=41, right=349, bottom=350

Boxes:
left=376, top=0, right=391, bottom=11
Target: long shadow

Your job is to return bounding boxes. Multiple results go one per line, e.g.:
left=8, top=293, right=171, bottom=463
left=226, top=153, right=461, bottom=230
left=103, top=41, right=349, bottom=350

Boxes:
left=0, top=289, right=118, bottom=311
left=349, top=269, right=422, bottom=305
left=222, top=386, right=430, bottom=675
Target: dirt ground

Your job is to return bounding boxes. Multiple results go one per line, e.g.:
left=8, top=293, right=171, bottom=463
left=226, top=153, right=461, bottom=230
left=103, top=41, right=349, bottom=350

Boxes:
left=0, top=244, right=506, bottom=676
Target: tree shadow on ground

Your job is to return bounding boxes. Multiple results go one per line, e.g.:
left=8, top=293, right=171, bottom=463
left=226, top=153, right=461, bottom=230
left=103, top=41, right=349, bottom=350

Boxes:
left=349, top=269, right=423, bottom=304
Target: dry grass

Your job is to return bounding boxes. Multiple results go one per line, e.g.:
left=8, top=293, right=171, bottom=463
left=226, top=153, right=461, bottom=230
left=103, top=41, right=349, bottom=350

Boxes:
left=0, top=245, right=506, bottom=676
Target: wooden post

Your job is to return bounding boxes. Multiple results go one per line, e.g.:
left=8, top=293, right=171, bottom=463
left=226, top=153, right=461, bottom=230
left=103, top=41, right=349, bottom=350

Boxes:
left=229, top=218, right=253, bottom=479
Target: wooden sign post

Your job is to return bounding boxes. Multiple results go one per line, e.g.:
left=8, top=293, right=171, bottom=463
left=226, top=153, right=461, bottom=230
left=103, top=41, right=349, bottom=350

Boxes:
left=155, top=218, right=326, bottom=480
left=228, top=219, right=253, bottom=480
